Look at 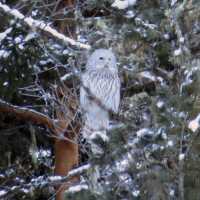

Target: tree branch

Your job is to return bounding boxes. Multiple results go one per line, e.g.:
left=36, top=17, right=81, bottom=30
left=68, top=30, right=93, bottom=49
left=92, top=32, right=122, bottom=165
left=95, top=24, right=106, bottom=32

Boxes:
left=0, top=164, right=91, bottom=199
left=0, top=98, right=55, bottom=132
left=49, top=163, right=91, bottom=186
left=0, top=2, right=91, bottom=50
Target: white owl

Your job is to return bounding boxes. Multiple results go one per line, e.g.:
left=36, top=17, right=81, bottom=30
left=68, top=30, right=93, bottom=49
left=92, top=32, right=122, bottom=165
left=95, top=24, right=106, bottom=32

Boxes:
left=80, top=49, right=120, bottom=140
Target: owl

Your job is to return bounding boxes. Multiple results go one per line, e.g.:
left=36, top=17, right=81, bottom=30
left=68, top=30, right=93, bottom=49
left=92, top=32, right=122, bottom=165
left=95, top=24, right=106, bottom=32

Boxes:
left=80, top=49, right=120, bottom=139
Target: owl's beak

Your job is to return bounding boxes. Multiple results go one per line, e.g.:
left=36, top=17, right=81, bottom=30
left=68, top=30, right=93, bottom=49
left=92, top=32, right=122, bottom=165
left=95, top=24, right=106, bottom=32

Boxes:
left=104, top=64, right=109, bottom=68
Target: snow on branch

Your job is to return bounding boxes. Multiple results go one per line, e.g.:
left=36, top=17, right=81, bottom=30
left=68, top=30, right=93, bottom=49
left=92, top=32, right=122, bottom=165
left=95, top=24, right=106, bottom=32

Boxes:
left=0, top=27, right=12, bottom=42
left=48, top=164, right=91, bottom=185
left=49, top=164, right=91, bottom=187
left=112, top=0, right=137, bottom=9
left=68, top=163, right=91, bottom=177
left=0, top=164, right=91, bottom=199
left=0, top=2, right=91, bottom=50
left=0, top=98, right=55, bottom=132
left=45, top=164, right=91, bottom=186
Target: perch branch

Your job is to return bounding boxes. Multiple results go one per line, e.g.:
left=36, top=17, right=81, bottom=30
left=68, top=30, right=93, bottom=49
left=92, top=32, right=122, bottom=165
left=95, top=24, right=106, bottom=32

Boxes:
left=0, top=2, right=91, bottom=50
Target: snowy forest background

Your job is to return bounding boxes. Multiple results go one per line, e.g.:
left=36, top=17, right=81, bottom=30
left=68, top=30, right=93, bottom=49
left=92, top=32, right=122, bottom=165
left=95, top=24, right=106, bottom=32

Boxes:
left=0, top=0, right=200, bottom=199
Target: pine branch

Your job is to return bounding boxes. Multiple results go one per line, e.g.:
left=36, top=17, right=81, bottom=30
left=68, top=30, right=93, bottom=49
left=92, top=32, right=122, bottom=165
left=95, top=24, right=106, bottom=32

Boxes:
left=0, top=2, right=91, bottom=50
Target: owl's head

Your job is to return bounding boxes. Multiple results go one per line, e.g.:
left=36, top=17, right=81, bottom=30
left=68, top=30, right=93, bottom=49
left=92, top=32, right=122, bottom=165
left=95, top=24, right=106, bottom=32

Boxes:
left=86, top=49, right=117, bottom=73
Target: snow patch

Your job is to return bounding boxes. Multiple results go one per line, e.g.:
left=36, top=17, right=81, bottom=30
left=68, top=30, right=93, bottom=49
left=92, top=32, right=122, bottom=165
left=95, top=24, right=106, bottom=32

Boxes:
left=68, top=164, right=90, bottom=177
left=61, top=73, right=73, bottom=81
left=135, top=17, right=157, bottom=29
left=179, top=37, right=185, bottom=43
left=161, top=132, right=167, bottom=140
left=112, top=0, right=137, bottom=10
left=31, top=10, right=38, bottom=17
left=116, top=157, right=129, bottom=172
left=90, top=131, right=109, bottom=142
left=188, top=114, right=200, bottom=132
left=164, top=33, right=170, bottom=40
left=171, top=0, right=178, bottom=6
left=39, top=58, right=53, bottom=65
left=25, top=32, right=37, bottom=42
left=21, top=188, right=29, bottom=193
left=0, top=174, right=5, bottom=178
left=180, top=68, right=196, bottom=93
left=18, top=44, right=24, bottom=50
left=169, top=189, right=175, bottom=196
left=0, top=50, right=10, bottom=58
left=140, top=71, right=156, bottom=81
left=66, top=184, right=88, bottom=194
left=167, top=140, right=173, bottom=147
left=14, top=36, right=23, bottom=44
left=3, top=81, right=8, bottom=86
left=179, top=153, right=185, bottom=161
left=132, top=189, right=140, bottom=197
left=136, top=162, right=142, bottom=169
left=11, top=186, right=18, bottom=190
left=0, top=27, right=12, bottom=42
left=0, top=190, right=7, bottom=197
left=157, top=100, right=164, bottom=108
left=125, top=10, right=135, bottom=18
left=77, top=35, right=87, bottom=43
left=108, top=122, right=124, bottom=130
left=63, top=49, right=69, bottom=55
left=123, top=65, right=135, bottom=71
left=48, top=176, right=62, bottom=182
left=136, top=128, right=154, bottom=137
left=174, top=48, right=182, bottom=56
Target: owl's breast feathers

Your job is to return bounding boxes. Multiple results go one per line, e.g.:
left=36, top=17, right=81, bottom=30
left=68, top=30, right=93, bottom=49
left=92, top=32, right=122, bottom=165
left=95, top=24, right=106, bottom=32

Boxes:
left=81, top=69, right=120, bottom=113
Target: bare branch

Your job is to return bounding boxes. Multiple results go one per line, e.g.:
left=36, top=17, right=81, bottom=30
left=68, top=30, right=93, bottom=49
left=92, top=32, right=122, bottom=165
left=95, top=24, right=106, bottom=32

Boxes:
left=0, top=98, right=55, bottom=132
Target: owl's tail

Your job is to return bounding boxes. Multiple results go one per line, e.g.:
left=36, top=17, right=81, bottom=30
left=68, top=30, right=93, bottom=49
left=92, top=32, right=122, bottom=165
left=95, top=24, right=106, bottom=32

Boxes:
left=81, top=110, right=109, bottom=154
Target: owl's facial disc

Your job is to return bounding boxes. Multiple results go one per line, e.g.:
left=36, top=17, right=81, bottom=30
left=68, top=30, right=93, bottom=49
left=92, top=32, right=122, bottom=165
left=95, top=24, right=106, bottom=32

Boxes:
left=87, top=49, right=117, bottom=73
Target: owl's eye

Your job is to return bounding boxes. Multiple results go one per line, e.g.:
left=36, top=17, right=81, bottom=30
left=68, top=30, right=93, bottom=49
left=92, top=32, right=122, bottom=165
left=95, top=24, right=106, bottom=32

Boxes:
left=99, top=57, right=104, bottom=60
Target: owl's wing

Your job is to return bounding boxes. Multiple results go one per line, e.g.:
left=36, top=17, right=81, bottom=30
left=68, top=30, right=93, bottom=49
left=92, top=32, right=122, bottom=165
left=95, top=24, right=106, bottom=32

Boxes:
left=108, top=77, right=120, bottom=113
left=80, top=86, right=87, bottom=110
left=90, top=75, right=120, bottom=114
left=80, top=73, right=90, bottom=111
left=80, top=71, right=120, bottom=114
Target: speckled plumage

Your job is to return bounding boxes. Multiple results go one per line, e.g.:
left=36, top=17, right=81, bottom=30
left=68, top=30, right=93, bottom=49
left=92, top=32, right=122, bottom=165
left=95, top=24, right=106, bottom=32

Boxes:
left=80, top=49, right=120, bottom=139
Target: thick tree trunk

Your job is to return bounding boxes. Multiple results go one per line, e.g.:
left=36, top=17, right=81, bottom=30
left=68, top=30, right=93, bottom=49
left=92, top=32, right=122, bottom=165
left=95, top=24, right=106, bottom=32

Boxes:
left=53, top=84, right=80, bottom=200
left=54, top=137, right=79, bottom=200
